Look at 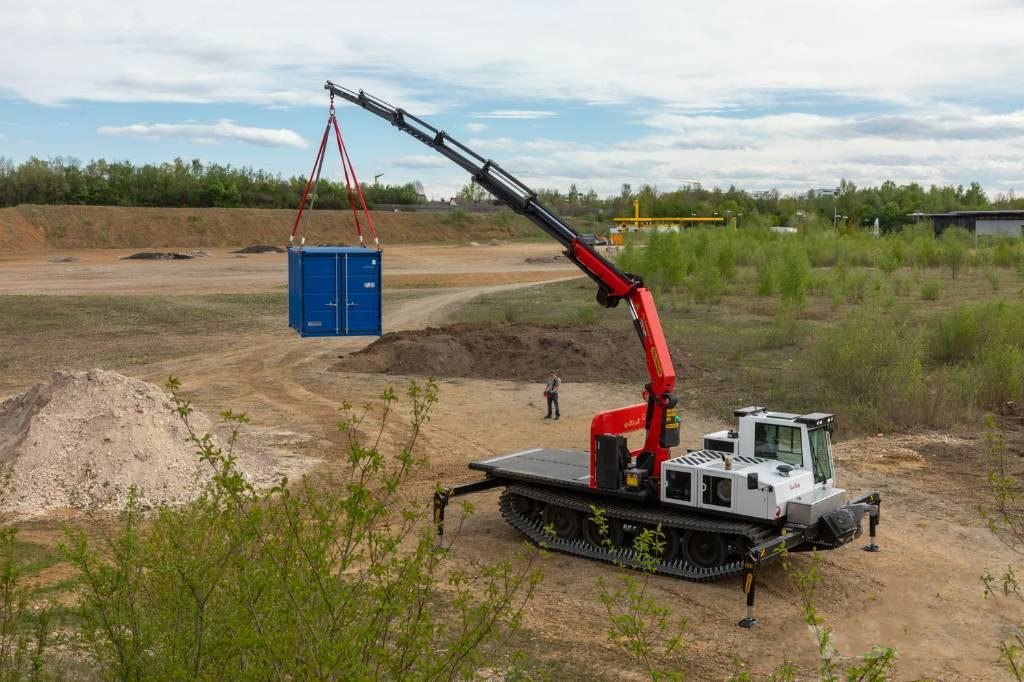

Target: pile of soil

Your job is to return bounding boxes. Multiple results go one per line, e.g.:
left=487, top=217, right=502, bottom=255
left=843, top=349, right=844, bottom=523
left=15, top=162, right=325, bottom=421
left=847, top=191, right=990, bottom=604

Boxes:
left=122, top=252, right=193, bottom=260
left=233, top=245, right=286, bottom=254
left=0, top=370, right=277, bottom=515
left=334, top=322, right=701, bottom=383
left=524, top=255, right=566, bottom=264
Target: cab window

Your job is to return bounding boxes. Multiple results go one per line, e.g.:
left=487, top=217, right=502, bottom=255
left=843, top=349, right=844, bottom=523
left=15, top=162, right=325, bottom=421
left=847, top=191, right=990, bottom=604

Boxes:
left=754, top=423, right=803, bottom=467
left=809, top=428, right=833, bottom=483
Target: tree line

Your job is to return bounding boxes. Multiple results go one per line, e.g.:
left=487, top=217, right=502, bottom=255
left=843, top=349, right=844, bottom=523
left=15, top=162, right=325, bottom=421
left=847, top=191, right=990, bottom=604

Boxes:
left=0, top=156, right=424, bottom=209
left=537, top=178, right=1024, bottom=232
left=3, top=155, right=1024, bottom=232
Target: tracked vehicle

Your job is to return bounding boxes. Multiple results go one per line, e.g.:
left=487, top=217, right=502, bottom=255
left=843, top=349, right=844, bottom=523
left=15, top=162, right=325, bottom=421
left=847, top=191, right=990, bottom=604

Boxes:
left=326, top=81, right=881, bottom=626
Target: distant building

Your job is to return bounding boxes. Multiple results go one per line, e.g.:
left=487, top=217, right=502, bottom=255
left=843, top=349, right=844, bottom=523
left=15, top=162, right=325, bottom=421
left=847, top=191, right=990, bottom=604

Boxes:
left=748, top=190, right=776, bottom=201
left=909, top=210, right=1024, bottom=237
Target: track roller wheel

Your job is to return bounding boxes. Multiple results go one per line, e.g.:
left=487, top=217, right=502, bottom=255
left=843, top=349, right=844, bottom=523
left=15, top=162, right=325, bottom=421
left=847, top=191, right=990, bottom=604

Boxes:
left=682, top=530, right=728, bottom=569
left=582, top=514, right=624, bottom=548
left=511, top=493, right=539, bottom=520
left=659, top=526, right=682, bottom=561
left=542, top=505, right=581, bottom=540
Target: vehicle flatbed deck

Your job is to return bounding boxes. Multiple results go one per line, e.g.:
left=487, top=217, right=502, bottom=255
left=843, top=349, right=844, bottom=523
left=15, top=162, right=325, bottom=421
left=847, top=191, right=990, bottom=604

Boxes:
left=469, top=448, right=648, bottom=500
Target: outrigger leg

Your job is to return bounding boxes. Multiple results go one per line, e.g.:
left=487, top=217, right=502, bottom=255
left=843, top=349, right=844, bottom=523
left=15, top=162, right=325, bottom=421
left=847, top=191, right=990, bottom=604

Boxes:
left=433, top=478, right=503, bottom=541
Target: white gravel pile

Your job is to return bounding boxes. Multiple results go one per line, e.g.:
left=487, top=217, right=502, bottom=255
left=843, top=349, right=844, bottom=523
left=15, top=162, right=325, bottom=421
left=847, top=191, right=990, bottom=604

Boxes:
left=0, top=369, right=240, bottom=515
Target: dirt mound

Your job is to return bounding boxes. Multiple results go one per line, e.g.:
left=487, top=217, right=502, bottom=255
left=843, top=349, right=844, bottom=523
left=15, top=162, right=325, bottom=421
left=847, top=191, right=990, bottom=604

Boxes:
left=333, top=322, right=700, bottom=384
left=524, top=254, right=566, bottom=264
left=0, top=370, right=281, bottom=516
left=233, top=245, right=286, bottom=254
left=0, top=205, right=540, bottom=254
left=122, top=252, right=193, bottom=260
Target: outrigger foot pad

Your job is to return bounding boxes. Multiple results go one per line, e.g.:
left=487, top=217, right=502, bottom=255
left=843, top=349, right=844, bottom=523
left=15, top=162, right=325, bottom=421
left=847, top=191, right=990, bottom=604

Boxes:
left=738, top=617, right=758, bottom=628
left=863, top=543, right=880, bottom=552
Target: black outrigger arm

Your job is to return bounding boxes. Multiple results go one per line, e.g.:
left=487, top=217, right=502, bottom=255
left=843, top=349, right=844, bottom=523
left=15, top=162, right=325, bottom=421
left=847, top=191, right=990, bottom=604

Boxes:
left=433, top=478, right=503, bottom=539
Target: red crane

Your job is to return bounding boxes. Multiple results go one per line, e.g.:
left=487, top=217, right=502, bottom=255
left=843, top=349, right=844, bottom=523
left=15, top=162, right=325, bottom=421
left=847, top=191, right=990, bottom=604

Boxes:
left=323, top=82, right=682, bottom=486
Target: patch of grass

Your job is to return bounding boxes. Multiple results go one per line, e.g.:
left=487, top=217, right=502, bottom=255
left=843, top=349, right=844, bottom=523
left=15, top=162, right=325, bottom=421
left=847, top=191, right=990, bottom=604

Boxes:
left=14, top=540, right=62, bottom=576
left=440, top=208, right=474, bottom=227
left=760, top=309, right=805, bottom=349
left=456, top=236, right=1024, bottom=433
left=576, top=306, right=598, bottom=326
left=0, top=293, right=288, bottom=394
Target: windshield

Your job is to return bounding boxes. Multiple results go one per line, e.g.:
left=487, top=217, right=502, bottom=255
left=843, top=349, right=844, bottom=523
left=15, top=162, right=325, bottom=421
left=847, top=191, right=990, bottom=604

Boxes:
left=754, top=423, right=803, bottom=467
left=809, top=428, right=833, bottom=484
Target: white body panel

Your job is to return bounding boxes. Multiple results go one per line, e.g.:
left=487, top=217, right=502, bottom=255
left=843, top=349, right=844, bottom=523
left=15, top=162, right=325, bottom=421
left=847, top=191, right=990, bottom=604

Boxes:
left=660, top=450, right=815, bottom=522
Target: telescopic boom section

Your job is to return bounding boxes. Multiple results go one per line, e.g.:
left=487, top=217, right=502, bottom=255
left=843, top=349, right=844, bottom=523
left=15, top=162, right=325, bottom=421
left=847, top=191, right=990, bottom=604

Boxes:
left=325, top=82, right=680, bottom=475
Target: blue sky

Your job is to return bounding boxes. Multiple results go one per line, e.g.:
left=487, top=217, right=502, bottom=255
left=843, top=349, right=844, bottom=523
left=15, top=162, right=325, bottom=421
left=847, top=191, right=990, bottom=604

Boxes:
left=3, top=0, right=1024, bottom=200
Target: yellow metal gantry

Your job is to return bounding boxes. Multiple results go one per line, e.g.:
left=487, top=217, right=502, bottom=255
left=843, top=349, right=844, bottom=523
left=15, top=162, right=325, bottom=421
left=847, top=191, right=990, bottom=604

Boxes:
left=613, top=199, right=724, bottom=227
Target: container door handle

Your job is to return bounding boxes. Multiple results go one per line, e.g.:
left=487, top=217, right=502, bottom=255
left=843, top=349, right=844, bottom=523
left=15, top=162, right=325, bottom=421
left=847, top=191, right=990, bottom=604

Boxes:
left=326, top=301, right=337, bottom=308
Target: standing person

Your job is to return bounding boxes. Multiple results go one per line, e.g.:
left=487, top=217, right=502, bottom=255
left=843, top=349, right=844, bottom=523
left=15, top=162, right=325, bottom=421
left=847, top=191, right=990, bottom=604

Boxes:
left=544, top=370, right=561, bottom=420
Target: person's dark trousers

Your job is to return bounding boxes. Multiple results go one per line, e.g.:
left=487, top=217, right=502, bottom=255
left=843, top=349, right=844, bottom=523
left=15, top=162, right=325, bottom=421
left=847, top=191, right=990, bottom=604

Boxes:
left=546, top=392, right=560, bottom=418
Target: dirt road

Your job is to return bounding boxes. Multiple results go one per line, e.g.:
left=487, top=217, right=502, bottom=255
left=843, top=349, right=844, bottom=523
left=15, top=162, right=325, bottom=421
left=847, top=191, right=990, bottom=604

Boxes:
left=0, top=243, right=573, bottom=295
left=1, top=241, right=1018, bottom=679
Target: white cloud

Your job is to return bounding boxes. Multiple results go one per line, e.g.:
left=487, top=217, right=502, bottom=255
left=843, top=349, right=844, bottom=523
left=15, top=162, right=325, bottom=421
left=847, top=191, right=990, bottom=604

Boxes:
left=5, top=0, right=1024, bottom=195
left=475, top=110, right=555, bottom=120
left=447, top=108, right=1024, bottom=197
left=97, top=120, right=308, bottom=148
left=391, top=154, right=450, bottom=169
left=2, top=0, right=1021, bottom=112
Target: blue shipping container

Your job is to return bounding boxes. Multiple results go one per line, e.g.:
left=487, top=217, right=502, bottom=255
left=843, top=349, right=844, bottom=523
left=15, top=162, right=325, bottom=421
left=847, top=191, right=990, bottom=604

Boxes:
left=288, top=247, right=382, bottom=336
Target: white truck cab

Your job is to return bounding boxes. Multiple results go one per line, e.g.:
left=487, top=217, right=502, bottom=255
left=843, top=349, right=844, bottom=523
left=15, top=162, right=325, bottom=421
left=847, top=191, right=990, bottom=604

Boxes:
left=659, top=407, right=846, bottom=525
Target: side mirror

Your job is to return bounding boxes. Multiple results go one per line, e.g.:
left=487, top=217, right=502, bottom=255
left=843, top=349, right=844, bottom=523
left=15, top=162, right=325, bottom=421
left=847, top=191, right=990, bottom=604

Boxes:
left=747, top=472, right=759, bottom=490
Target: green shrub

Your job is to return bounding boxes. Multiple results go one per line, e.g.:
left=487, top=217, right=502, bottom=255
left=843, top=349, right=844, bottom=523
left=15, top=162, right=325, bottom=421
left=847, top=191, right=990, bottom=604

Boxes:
left=441, top=208, right=473, bottom=227
left=805, top=233, right=841, bottom=267
left=929, top=302, right=1024, bottom=364
left=890, top=274, right=910, bottom=297
left=777, top=245, right=812, bottom=309
left=986, top=266, right=1001, bottom=292
left=992, top=239, right=1024, bottom=268
left=909, top=233, right=937, bottom=266
left=62, top=379, right=541, bottom=680
left=971, top=345, right=1024, bottom=408
left=687, top=260, right=723, bottom=305
left=875, top=241, right=904, bottom=275
left=0, top=514, right=51, bottom=679
left=813, top=307, right=934, bottom=430
left=842, top=269, right=869, bottom=304
left=940, top=226, right=972, bottom=279
left=715, top=239, right=738, bottom=281
left=760, top=309, right=805, bottom=349
left=755, top=257, right=776, bottom=296
left=920, top=279, right=940, bottom=301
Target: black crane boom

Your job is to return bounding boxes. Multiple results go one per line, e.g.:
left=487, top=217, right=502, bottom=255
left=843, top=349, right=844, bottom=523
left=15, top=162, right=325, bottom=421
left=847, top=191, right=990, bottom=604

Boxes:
left=323, top=81, right=638, bottom=303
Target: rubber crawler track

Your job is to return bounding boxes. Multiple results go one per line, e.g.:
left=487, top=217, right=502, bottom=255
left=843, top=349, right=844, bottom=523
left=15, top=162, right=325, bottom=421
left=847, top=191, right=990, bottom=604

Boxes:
left=500, top=483, right=780, bottom=582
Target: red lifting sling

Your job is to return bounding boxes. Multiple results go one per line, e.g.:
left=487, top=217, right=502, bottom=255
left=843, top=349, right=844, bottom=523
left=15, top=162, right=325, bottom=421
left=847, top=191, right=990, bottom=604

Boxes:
left=290, top=92, right=380, bottom=249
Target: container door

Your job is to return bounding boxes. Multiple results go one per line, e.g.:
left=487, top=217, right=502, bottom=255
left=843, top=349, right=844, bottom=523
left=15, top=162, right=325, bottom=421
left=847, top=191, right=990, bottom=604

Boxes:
left=301, top=253, right=340, bottom=334
left=343, top=252, right=381, bottom=334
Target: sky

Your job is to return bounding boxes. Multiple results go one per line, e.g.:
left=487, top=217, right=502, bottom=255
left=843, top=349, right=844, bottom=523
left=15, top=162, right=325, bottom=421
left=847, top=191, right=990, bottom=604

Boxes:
left=3, top=0, right=1024, bottom=200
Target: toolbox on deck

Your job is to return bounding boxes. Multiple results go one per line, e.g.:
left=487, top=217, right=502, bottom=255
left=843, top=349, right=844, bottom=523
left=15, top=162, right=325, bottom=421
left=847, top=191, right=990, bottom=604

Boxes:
left=288, top=247, right=382, bottom=337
